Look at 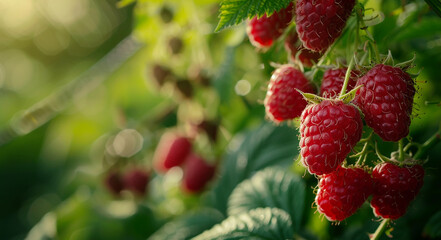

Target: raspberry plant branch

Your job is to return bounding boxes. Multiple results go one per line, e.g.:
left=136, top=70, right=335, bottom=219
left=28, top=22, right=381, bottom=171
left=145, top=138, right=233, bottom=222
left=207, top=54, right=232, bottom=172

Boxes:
left=356, top=5, right=380, bottom=62
left=370, top=218, right=391, bottom=240
left=339, top=57, right=355, bottom=97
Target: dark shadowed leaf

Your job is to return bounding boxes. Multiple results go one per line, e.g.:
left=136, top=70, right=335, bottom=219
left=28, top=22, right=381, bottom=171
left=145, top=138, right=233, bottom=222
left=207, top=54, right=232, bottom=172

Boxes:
left=148, top=208, right=224, bottom=240
left=193, top=208, right=293, bottom=240
left=227, top=167, right=305, bottom=231
left=209, top=123, right=299, bottom=215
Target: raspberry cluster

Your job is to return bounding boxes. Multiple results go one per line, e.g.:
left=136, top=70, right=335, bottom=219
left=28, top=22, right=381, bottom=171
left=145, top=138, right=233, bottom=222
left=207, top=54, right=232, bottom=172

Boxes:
left=153, top=130, right=217, bottom=194
left=249, top=0, right=425, bottom=223
left=104, top=167, right=150, bottom=197
left=262, top=62, right=423, bottom=221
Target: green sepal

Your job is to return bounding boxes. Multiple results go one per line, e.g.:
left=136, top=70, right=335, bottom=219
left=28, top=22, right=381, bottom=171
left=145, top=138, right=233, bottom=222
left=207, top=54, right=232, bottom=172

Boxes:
left=382, top=50, right=395, bottom=66
left=339, top=85, right=362, bottom=104
left=296, top=89, right=326, bottom=104
left=394, top=53, right=416, bottom=71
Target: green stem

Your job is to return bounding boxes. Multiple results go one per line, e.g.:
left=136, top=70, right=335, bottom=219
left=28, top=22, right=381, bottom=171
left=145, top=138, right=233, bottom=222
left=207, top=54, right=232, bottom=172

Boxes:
left=370, top=219, right=390, bottom=240
left=355, top=131, right=373, bottom=165
left=398, top=139, right=405, bottom=162
left=414, top=128, right=441, bottom=160
left=339, top=57, right=355, bottom=97
left=356, top=7, right=381, bottom=61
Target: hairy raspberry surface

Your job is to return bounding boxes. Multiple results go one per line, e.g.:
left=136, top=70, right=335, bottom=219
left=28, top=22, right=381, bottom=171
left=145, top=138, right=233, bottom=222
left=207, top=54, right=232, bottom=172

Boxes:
left=247, top=3, right=294, bottom=48
left=316, top=167, right=373, bottom=221
left=296, top=0, right=356, bottom=52
left=300, top=100, right=363, bottom=175
left=284, top=30, right=322, bottom=67
left=182, top=154, right=216, bottom=193
left=353, top=64, right=415, bottom=141
left=320, top=68, right=360, bottom=98
left=264, top=65, right=316, bottom=122
left=153, top=132, right=192, bottom=172
left=370, top=162, right=424, bottom=219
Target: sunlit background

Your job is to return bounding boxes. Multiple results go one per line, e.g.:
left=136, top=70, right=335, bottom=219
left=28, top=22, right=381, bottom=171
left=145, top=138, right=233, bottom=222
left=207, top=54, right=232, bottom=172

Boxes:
left=1, top=0, right=441, bottom=239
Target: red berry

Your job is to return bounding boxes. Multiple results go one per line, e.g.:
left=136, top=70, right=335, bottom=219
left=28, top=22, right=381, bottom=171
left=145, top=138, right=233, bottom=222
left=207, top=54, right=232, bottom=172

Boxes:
left=123, top=168, right=150, bottom=196
left=284, top=30, right=322, bottom=67
left=153, top=132, right=192, bottom=173
left=320, top=68, right=360, bottom=98
left=353, top=64, right=415, bottom=141
left=182, top=153, right=216, bottom=193
left=264, top=65, right=316, bottom=122
left=316, top=167, right=373, bottom=221
left=247, top=2, right=294, bottom=48
left=370, top=162, right=424, bottom=219
left=104, top=171, right=124, bottom=196
left=300, top=100, right=363, bottom=175
left=295, top=0, right=356, bottom=52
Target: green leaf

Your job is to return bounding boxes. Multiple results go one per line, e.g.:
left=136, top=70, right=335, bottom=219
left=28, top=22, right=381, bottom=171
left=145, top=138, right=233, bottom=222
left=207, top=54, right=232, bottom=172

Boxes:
left=193, top=208, right=294, bottom=240
left=425, top=0, right=441, bottom=18
left=424, top=210, right=441, bottom=238
left=215, top=0, right=293, bottom=32
left=392, top=17, right=441, bottom=42
left=227, top=167, right=305, bottom=231
left=148, top=208, right=224, bottom=240
left=209, top=123, right=299, bottom=215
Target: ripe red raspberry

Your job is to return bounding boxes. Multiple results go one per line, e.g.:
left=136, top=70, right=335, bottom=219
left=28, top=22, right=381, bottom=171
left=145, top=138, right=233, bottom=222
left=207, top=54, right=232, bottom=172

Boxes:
left=104, top=171, right=124, bottom=196
left=370, top=162, right=424, bottom=219
left=264, top=65, right=316, bottom=122
left=247, top=2, right=294, bottom=48
left=320, top=68, right=360, bottom=98
left=182, top=153, right=216, bottom=194
left=316, top=167, right=373, bottom=221
left=123, top=168, right=150, bottom=196
left=284, top=30, right=322, bottom=67
left=153, top=132, right=192, bottom=173
left=353, top=64, right=415, bottom=142
left=300, top=100, right=363, bottom=175
left=295, top=0, right=356, bottom=52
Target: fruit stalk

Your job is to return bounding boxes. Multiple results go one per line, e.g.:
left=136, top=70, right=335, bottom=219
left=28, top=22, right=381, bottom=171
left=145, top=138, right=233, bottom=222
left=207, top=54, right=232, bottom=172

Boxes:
left=339, top=57, right=355, bottom=97
left=370, top=218, right=390, bottom=240
left=398, top=139, right=405, bottom=162
left=356, top=6, right=380, bottom=61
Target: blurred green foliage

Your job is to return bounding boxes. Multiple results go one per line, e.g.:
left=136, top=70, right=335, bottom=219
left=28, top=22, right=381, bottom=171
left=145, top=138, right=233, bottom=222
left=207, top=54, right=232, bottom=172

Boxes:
left=0, top=0, right=440, bottom=240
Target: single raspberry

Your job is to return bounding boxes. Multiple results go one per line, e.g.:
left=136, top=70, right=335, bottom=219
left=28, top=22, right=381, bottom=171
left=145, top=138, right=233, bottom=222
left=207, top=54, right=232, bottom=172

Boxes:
left=182, top=153, right=216, bottom=193
left=153, top=131, right=192, bottom=173
left=316, top=167, right=373, bottom=221
left=300, top=100, right=363, bottom=175
left=370, top=162, right=424, bottom=219
left=159, top=5, right=174, bottom=23
left=284, top=30, right=322, bottom=67
left=151, top=64, right=174, bottom=87
left=353, top=64, right=415, bottom=141
left=103, top=171, right=124, bottom=196
left=175, top=79, right=194, bottom=99
left=295, top=0, right=356, bottom=52
left=264, top=65, right=316, bottom=122
left=320, top=68, right=360, bottom=98
left=123, top=168, right=150, bottom=196
left=247, top=2, right=294, bottom=48
left=168, top=36, right=183, bottom=55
